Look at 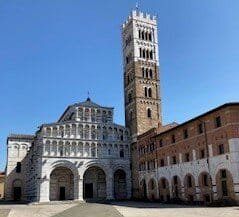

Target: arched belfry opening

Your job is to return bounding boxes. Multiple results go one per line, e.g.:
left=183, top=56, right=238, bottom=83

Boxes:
left=83, top=166, right=106, bottom=200
left=49, top=167, right=74, bottom=201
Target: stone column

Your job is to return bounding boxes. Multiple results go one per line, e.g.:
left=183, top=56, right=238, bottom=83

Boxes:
left=181, top=183, right=185, bottom=198
left=56, top=142, right=59, bottom=157
left=106, top=174, right=114, bottom=200
left=89, top=143, right=92, bottom=157
left=194, top=177, right=200, bottom=200
left=179, top=153, right=182, bottom=163
left=83, top=142, right=85, bottom=157
left=167, top=156, right=170, bottom=166
left=168, top=179, right=173, bottom=199
left=126, top=171, right=132, bottom=199
left=39, top=179, right=50, bottom=202
left=49, top=141, right=51, bottom=156
left=75, top=176, right=83, bottom=201
left=192, top=149, right=196, bottom=161
left=211, top=177, right=217, bottom=201
left=208, top=144, right=213, bottom=157
left=96, top=143, right=98, bottom=158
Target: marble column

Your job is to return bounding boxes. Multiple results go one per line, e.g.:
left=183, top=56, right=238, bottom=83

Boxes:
left=39, top=179, right=50, bottom=202
left=106, top=174, right=114, bottom=200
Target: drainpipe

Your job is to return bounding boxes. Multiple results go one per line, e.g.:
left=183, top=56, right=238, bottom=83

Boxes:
left=202, top=121, right=214, bottom=203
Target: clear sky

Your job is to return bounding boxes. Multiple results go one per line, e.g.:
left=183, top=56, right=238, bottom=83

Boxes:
left=0, top=0, right=239, bottom=171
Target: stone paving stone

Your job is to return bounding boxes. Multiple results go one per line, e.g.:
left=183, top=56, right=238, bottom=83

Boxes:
left=0, top=209, right=10, bottom=217
left=53, top=203, right=123, bottom=217
left=112, top=201, right=239, bottom=217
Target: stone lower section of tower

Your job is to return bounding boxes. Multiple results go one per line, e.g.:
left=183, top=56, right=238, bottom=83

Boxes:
left=125, top=61, right=162, bottom=139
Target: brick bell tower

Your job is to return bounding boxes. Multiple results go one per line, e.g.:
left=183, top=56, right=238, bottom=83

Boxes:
left=122, top=10, right=162, bottom=140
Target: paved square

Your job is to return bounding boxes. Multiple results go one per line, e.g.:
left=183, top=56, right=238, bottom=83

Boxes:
left=0, top=201, right=239, bottom=217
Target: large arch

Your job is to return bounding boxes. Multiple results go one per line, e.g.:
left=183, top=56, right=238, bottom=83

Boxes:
left=183, top=173, right=196, bottom=202
left=198, top=171, right=212, bottom=203
left=147, top=178, right=157, bottom=200
left=158, top=177, right=170, bottom=202
left=12, top=179, right=22, bottom=201
left=49, top=167, right=74, bottom=201
left=215, top=169, right=235, bottom=200
left=139, top=179, right=147, bottom=200
left=114, top=169, right=127, bottom=200
left=83, top=166, right=106, bottom=200
left=171, top=175, right=182, bottom=199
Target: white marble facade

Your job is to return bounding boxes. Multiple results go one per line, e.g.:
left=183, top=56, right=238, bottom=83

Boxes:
left=5, top=98, right=131, bottom=202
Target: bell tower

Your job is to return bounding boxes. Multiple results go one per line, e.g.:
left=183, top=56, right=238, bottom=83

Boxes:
left=122, top=10, right=162, bottom=140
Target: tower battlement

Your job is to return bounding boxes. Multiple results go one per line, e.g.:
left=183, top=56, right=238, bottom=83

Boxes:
left=122, top=10, right=157, bottom=29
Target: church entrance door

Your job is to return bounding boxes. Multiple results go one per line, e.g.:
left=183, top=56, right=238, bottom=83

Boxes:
left=59, top=187, right=66, bottom=200
left=83, top=166, right=106, bottom=200
left=84, top=183, right=93, bottom=198
left=49, top=167, right=74, bottom=201
left=13, top=187, right=21, bottom=201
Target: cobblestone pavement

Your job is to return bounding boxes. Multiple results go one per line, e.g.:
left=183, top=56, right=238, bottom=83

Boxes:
left=0, top=201, right=239, bottom=217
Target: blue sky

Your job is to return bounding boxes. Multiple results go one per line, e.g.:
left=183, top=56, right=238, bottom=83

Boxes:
left=0, top=0, right=239, bottom=171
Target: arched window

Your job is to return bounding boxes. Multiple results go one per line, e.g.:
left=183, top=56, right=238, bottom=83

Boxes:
left=91, top=109, right=96, bottom=122
left=149, top=33, right=152, bottom=41
left=103, top=127, right=108, bottom=140
left=142, top=67, right=145, bottom=77
left=144, top=87, right=148, bottom=97
left=59, top=142, right=64, bottom=156
left=150, top=50, right=153, bottom=60
left=85, top=108, right=90, bottom=121
left=65, top=125, right=70, bottom=137
left=71, top=124, right=76, bottom=137
left=52, top=127, right=58, bottom=137
left=46, top=127, right=51, bottom=137
left=149, top=69, right=153, bottom=78
left=145, top=68, right=148, bottom=78
left=142, top=31, right=145, bottom=40
left=138, top=30, right=141, bottom=39
left=120, top=149, right=124, bottom=158
left=78, top=107, right=83, bottom=120
left=139, top=48, right=142, bottom=58
left=148, top=88, right=152, bottom=97
left=145, top=32, right=148, bottom=40
left=59, top=126, right=64, bottom=137
left=146, top=50, right=149, bottom=59
left=91, top=144, right=96, bottom=157
left=91, top=126, right=96, bottom=140
left=85, top=125, right=89, bottom=139
left=142, top=49, right=146, bottom=58
left=147, top=108, right=152, bottom=118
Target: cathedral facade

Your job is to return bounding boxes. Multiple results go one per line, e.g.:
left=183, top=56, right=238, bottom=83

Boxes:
left=5, top=98, right=131, bottom=202
left=4, top=10, right=239, bottom=204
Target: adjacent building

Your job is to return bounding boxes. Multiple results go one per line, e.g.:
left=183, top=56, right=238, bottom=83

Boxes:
left=135, top=103, right=239, bottom=204
left=0, top=172, right=5, bottom=199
